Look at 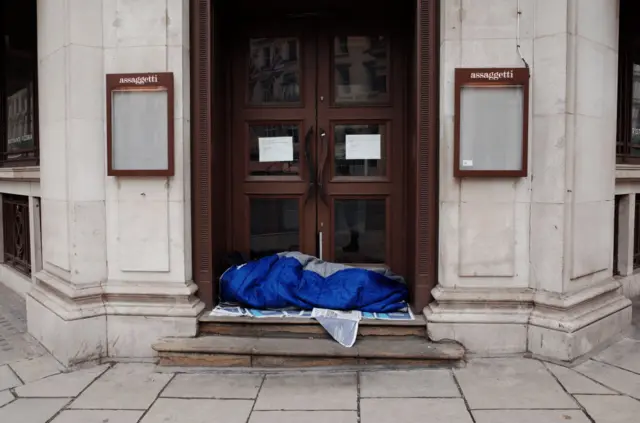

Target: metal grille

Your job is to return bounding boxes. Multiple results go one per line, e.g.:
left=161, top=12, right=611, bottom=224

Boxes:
left=2, top=194, right=31, bottom=276
left=634, top=195, right=640, bottom=270
left=614, top=196, right=621, bottom=275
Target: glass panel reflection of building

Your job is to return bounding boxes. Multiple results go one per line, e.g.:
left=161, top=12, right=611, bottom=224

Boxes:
left=334, top=36, right=389, bottom=104
left=632, top=64, right=640, bottom=155
left=248, top=38, right=300, bottom=104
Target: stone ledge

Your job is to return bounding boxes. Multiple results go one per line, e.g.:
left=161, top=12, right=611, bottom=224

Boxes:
left=528, top=305, right=632, bottom=362
left=199, top=314, right=427, bottom=326
left=153, top=335, right=465, bottom=360
left=31, top=271, right=205, bottom=319
left=533, top=280, right=623, bottom=310
left=616, top=164, right=640, bottom=181
left=425, top=281, right=632, bottom=358
left=427, top=321, right=528, bottom=355
left=0, top=166, right=40, bottom=182
left=530, top=294, right=631, bottom=333
left=431, top=286, right=535, bottom=304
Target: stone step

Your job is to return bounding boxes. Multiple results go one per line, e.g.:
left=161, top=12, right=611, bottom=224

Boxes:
left=198, top=314, right=427, bottom=338
left=152, top=335, right=465, bottom=368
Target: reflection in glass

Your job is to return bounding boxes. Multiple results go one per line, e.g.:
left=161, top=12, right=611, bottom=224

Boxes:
left=334, top=124, right=385, bottom=177
left=459, top=86, right=523, bottom=171
left=333, top=36, right=389, bottom=104
left=632, top=64, right=640, bottom=156
left=5, top=54, right=36, bottom=160
left=112, top=90, right=169, bottom=171
left=249, top=124, right=300, bottom=176
left=248, top=38, right=300, bottom=104
left=334, top=199, right=385, bottom=264
left=250, top=198, right=299, bottom=260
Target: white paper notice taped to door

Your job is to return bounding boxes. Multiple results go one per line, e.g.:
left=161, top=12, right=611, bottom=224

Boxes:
left=258, top=136, right=294, bottom=162
left=345, top=134, right=381, bottom=160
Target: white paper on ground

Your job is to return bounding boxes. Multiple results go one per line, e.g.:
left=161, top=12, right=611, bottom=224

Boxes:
left=209, top=306, right=249, bottom=317
left=312, top=308, right=362, bottom=348
left=345, top=134, right=381, bottom=160
left=258, top=136, right=294, bottom=162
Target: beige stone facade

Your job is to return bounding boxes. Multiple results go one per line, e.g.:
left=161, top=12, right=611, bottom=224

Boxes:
left=0, top=0, right=635, bottom=365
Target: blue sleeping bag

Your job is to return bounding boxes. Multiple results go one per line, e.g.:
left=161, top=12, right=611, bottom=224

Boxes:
left=220, top=252, right=408, bottom=312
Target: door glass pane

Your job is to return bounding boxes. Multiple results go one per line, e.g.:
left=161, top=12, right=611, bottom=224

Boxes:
left=248, top=38, right=300, bottom=105
left=250, top=198, right=299, bottom=259
left=5, top=55, right=36, bottom=160
left=249, top=124, right=300, bottom=176
left=632, top=64, right=640, bottom=156
left=333, top=36, right=389, bottom=104
left=334, top=124, right=385, bottom=177
left=334, top=199, right=385, bottom=264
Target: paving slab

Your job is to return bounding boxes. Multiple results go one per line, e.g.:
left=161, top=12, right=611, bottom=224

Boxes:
left=0, top=389, right=14, bottom=407
left=454, top=358, right=578, bottom=409
left=545, top=362, right=615, bottom=394
left=594, top=339, right=640, bottom=374
left=162, top=373, right=263, bottom=399
left=0, top=283, right=47, bottom=366
left=575, top=394, right=640, bottom=423
left=0, top=398, right=69, bottom=423
left=0, top=364, right=21, bottom=391
left=70, top=363, right=173, bottom=410
left=473, top=410, right=591, bottom=423
left=360, top=369, right=459, bottom=398
left=255, top=372, right=357, bottom=411
left=15, top=364, right=109, bottom=398
left=50, top=410, right=144, bottom=423
left=140, top=398, right=253, bottom=423
left=249, top=411, right=358, bottom=423
left=573, top=360, right=640, bottom=399
left=9, top=355, right=63, bottom=383
left=360, top=398, right=473, bottom=423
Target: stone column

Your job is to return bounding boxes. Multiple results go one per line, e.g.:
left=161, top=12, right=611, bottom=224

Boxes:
left=527, top=0, right=630, bottom=361
left=427, top=0, right=631, bottom=361
left=100, top=0, right=203, bottom=359
left=27, top=0, right=109, bottom=364
left=27, top=0, right=203, bottom=364
left=426, top=0, right=536, bottom=355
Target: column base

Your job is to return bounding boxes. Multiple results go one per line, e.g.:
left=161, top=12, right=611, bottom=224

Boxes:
left=425, top=281, right=632, bottom=361
left=27, top=271, right=205, bottom=366
left=528, top=280, right=632, bottom=362
left=424, top=286, right=534, bottom=355
left=27, top=293, right=107, bottom=366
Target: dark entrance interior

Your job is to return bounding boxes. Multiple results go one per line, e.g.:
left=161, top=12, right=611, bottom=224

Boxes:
left=192, top=0, right=439, bottom=311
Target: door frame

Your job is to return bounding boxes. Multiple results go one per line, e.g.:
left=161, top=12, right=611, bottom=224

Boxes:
left=190, top=0, right=440, bottom=311
left=228, top=19, right=407, bottom=271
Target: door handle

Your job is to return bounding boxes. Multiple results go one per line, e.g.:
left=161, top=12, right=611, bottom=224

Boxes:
left=304, top=126, right=315, bottom=205
left=317, top=128, right=329, bottom=206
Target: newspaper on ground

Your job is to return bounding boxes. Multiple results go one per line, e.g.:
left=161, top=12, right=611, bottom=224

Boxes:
left=283, top=310, right=313, bottom=318
left=209, top=305, right=249, bottom=317
left=210, top=304, right=413, bottom=322
left=247, top=309, right=287, bottom=318
left=311, top=308, right=362, bottom=348
left=362, top=308, right=415, bottom=321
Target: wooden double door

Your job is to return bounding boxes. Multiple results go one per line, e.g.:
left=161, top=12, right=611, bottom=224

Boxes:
left=230, top=19, right=406, bottom=272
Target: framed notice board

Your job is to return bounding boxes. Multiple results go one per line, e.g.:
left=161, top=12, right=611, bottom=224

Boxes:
left=454, top=68, right=530, bottom=178
left=106, top=72, right=174, bottom=176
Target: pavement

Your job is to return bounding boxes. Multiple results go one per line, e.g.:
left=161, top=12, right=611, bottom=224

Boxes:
left=1, top=286, right=640, bottom=423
